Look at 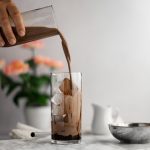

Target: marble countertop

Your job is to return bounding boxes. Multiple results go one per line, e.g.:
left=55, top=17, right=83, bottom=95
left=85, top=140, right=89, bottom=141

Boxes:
left=0, top=134, right=150, bottom=150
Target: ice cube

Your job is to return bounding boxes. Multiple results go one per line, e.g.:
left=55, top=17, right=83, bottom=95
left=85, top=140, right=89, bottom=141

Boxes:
left=51, top=92, right=64, bottom=115
left=51, top=104, right=64, bottom=116
left=51, top=92, right=64, bottom=105
left=51, top=114, right=66, bottom=122
left=52, top=80, right=63, bottom=94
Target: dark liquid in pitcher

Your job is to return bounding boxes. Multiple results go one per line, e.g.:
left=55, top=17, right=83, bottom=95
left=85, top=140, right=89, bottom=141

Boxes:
left=1, top=27, right=66, bottom=48
left=0, top=26, right=80, bottom=141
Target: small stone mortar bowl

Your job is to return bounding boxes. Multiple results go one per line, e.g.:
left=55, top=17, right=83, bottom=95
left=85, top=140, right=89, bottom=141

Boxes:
left=109, top=123, right=150, bottom=144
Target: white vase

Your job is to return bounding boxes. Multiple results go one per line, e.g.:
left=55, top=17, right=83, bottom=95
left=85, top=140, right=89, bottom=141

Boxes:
left=24, top=106, right=51, bottom=131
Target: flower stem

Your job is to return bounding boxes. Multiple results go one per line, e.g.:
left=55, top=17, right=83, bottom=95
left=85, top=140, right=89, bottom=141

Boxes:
left=31, top=48, right=37, bottom=75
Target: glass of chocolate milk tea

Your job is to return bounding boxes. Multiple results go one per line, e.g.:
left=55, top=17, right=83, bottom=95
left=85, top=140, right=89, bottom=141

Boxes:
left=1, top=6, right=82, bottom=144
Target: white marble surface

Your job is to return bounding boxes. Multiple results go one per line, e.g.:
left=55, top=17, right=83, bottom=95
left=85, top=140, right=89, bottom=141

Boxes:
left=0, top=134, right=150, bottom=150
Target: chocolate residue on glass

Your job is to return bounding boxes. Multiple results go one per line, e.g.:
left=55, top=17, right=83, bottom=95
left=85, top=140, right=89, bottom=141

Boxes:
left=0, top=27, right=73, bottom=94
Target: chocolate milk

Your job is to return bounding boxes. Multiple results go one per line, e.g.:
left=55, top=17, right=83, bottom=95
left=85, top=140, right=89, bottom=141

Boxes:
left=51, top=78, right=81, bottom=141
left=0, top=27, right=81, bottom=141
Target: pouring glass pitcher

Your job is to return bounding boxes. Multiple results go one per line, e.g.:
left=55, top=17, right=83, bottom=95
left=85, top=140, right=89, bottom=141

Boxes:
left=1, top=5, right=58, bottom=47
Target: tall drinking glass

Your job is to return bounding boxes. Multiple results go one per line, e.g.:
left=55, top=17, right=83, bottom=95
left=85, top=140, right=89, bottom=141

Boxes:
left=51, top=72, right=82, bottom=144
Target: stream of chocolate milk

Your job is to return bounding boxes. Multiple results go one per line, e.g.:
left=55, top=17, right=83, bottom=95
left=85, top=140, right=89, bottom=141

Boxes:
left=0, top=27, right=73, bottom=93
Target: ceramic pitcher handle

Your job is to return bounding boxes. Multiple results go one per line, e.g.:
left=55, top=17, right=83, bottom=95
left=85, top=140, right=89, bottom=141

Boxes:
left=111, top=107, right=124, bottom=124
left=111, top=108, right=119, bottom=122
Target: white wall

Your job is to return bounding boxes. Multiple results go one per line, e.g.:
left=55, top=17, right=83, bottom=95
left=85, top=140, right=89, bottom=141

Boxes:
left=1, top=0, right=150, bottom=132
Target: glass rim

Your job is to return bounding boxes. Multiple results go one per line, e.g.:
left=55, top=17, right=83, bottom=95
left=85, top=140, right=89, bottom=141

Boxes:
left=22, top=5, right=53, bottom=14
left=51, top=72, right=82, bottom=75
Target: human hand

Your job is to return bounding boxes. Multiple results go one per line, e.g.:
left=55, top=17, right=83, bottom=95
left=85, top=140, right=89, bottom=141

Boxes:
left=0, top=0, right=25, bottom=46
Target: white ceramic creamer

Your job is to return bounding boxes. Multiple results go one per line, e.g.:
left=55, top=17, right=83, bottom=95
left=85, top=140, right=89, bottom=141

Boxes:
left=91, top=104, right=123, bottom=135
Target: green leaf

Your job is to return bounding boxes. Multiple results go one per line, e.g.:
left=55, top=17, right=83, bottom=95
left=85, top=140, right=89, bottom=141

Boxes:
left=13, top=91, right=27, bottom=107
left=26, top=92, right=50, bottom=106
left=6, top=83, right=20, bottom=96
left=40, top=75, right=51, bottom=83
left=0, top=72, right=14, bottom=90
left=0, top=71, right=2, bottom=84
left=29, top=75, right=51, bottom=89
left=19, top=73, right=30, bottom=81
left=26, top=59, right=37, bottom=69
left=0, top=72, right=21, bottom=96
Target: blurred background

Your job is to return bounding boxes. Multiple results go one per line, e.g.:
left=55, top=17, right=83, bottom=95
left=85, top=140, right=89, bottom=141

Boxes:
left=1, top=0, right=150, bottom=133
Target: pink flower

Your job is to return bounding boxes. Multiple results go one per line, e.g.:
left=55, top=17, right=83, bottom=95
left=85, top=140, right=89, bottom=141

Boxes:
left=22, top=40, right=44, bottom=49
left=33, top=56, right=45, bottom=64
left=3, top=60, right=29, bottom=76
left=0, top=60, right=5, bottom=70
left=33, top=56, right=64, bottom=69
left=45, top=59, right=64, bottom=69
